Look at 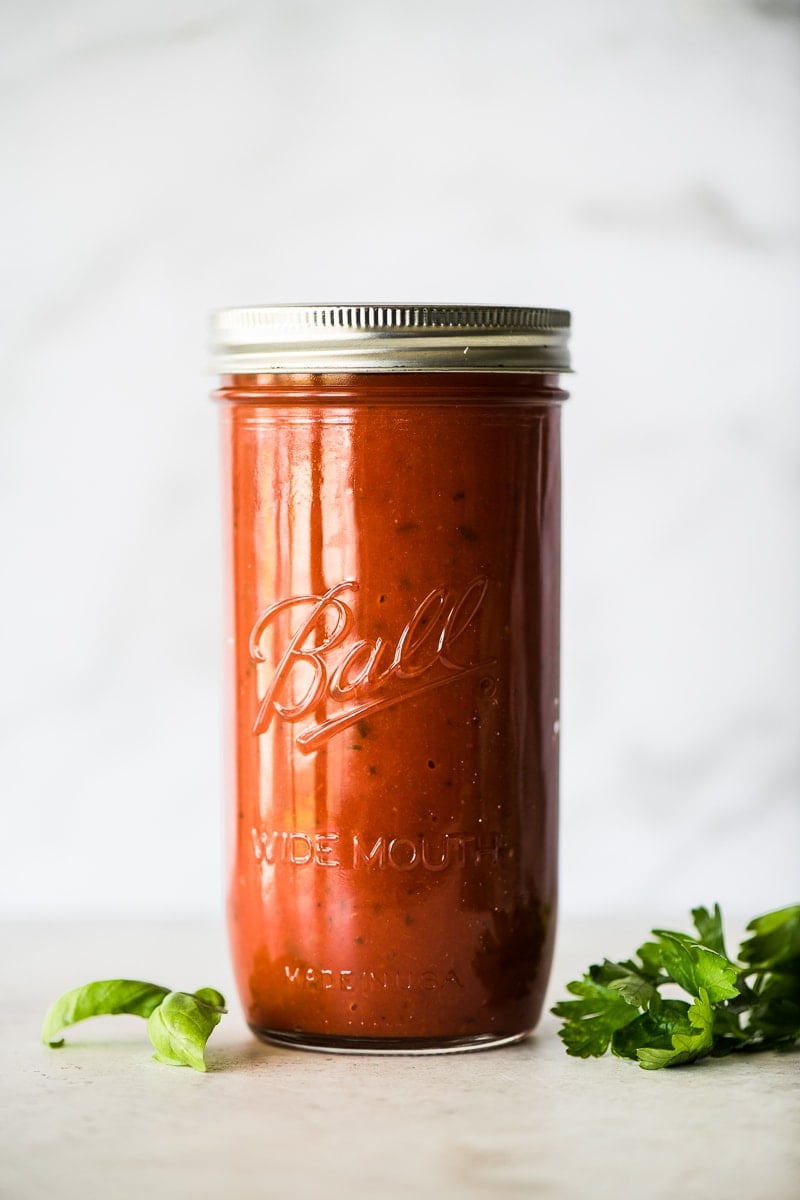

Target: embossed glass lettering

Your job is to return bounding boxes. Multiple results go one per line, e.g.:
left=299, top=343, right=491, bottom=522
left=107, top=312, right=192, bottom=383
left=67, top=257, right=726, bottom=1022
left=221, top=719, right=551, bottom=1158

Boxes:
left=353, top=834, right=386, bottom=869
left=253, top=829, right=504, bottom=872
left=248, top=577, right=495, bottom=751
left=282, top=964, right=465, bottom=993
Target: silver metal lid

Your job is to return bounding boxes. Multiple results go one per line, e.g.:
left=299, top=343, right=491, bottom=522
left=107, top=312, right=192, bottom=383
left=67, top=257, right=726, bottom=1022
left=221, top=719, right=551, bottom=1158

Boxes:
left=210, top=303, right=571, bottom=373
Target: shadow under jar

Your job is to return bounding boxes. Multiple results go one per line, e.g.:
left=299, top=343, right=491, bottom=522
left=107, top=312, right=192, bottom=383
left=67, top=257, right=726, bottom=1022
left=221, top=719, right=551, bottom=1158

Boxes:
left=211, top=303, right=572, bottom=1054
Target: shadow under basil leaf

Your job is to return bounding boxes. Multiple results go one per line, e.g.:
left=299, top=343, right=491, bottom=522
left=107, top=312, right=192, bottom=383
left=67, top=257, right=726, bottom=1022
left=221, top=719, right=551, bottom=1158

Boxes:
left=205, top=1039, right=274, bottom=1072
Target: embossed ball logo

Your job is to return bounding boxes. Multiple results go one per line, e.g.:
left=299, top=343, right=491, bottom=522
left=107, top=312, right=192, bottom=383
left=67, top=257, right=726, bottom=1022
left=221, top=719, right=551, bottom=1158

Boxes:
left=248, top=577, right=496, bottom=752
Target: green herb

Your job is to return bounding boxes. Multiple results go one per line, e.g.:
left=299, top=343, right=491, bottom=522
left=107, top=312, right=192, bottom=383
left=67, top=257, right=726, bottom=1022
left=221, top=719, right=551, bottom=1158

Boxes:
left=147, top=989, right=226, bottom=1071
left=551, top=903, right=800, bottom=1070
left=42, top=980, right=227, bottom=1072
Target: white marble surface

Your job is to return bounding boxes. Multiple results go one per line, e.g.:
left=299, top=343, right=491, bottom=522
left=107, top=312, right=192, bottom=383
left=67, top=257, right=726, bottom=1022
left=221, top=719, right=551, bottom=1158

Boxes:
left=2, top=918, right=798, bottom=1200
left=1, top=1, right=799, bottom=920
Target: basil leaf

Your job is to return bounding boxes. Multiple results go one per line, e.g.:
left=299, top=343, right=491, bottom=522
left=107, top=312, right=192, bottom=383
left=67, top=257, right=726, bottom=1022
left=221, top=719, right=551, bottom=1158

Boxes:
left=42, top=980, right=170, bottom=1047
left=192, top=987, right=227, bottom=1010
left=147, top=990, right=226, bottom=1072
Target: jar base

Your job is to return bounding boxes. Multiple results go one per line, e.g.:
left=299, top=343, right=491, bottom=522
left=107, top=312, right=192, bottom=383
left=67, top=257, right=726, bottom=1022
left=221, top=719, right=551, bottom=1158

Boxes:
left=248, top=1026, right=530, bottom=1055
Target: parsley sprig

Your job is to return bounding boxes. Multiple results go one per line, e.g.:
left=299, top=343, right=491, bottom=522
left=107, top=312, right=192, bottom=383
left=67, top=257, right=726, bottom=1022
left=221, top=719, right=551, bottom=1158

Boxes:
left=551, top=903, right=800, bottom=1070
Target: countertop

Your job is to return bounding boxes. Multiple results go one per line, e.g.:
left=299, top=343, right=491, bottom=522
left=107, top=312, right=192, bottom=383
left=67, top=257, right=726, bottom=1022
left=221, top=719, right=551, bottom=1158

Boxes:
left=2, top=919, right=797, bottom=1200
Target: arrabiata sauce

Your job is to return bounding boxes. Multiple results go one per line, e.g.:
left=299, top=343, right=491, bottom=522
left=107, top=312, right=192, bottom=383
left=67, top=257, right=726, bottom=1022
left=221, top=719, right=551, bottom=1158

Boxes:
left=213, top=306, right=570, bottom=1053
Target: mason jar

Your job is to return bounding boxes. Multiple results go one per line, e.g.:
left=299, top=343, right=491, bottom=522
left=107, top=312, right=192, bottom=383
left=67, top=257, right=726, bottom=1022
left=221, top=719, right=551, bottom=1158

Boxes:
left=211, top=303, right=571, bottom=1053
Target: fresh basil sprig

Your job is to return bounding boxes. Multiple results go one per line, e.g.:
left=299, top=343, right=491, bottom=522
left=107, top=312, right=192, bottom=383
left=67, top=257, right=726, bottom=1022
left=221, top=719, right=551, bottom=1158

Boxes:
left=42, top=980, right=227, bottom=1072
left=552, top=903, right=800, bottom=1070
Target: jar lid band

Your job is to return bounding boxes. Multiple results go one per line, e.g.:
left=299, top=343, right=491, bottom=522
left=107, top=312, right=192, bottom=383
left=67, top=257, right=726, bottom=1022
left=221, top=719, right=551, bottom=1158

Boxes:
left=210, top=303, right=571, bottom=373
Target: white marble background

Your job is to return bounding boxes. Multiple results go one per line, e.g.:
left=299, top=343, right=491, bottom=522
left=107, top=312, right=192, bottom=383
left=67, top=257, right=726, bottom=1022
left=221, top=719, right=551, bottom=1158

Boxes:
left=1, top=0, right=798, bottom=920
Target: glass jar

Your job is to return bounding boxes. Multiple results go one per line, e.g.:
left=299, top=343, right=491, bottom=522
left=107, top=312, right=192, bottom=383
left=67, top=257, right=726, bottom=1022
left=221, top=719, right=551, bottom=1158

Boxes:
left=211, top=304, right=571, bottom=1053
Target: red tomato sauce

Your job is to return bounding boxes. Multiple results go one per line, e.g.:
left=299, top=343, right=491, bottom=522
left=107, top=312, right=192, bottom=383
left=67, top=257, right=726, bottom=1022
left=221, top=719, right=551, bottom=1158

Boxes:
left=217, top=371, right=566, bottom=1051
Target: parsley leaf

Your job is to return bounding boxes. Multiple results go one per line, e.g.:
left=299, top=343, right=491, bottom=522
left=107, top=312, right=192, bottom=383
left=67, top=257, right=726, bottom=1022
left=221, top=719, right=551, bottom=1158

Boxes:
left=551, top=903, right=800, bottom=1070
left=739, top=905, right=800, bottom=973
left=610, top=999, right=692, bottom=1061
left=550, top=977, right=640, bottom=1057
left=691, top=904, right=728, bottom=958
left=636, top=989, right=715, bottom=1070
left=650, top=931, right=739, bottom=1003
left=739, top=905, right=800, bottom=1051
